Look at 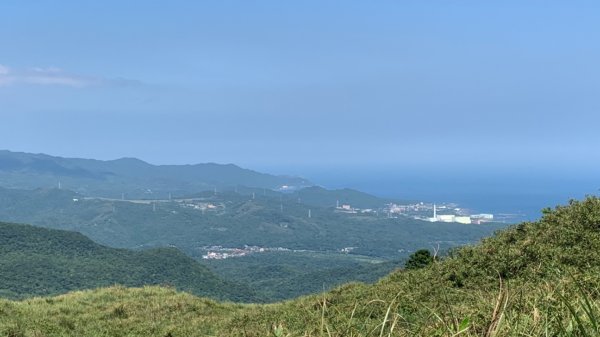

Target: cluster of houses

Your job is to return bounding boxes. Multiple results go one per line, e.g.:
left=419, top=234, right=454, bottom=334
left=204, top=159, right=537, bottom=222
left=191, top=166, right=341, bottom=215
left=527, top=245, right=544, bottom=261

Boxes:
left=201, top=245, right=290, bottom=260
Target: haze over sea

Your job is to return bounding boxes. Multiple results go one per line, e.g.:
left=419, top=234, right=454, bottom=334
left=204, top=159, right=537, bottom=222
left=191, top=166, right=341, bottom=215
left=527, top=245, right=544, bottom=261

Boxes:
left=3, top=1, right=599, bottom=224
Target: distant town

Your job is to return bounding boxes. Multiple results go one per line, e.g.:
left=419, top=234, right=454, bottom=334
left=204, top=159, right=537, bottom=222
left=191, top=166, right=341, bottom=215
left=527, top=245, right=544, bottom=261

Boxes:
left=200, top=245, right=294, bottom=260
left=201, top=245, right=362, bottom=260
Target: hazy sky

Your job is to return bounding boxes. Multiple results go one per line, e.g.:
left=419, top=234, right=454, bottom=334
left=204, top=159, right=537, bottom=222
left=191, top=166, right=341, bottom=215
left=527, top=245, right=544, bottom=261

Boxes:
left=1, top=1, right=599, bottom=174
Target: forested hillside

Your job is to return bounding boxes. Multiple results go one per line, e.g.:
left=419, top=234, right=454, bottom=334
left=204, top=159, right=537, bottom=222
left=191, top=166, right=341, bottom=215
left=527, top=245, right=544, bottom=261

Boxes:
left=0, top=222, right=256, bottom=302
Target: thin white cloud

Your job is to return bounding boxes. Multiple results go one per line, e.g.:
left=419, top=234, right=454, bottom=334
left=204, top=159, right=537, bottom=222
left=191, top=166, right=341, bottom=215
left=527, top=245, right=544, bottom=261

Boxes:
left=0, top=64, right=140, bottom=88
left=0, top=64, right=14, bottom=86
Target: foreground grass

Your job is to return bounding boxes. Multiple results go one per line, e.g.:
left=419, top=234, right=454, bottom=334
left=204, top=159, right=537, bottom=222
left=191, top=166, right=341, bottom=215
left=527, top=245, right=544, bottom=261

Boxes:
left=2, top=279, right=598, bottom=336
left=2, top=197, right=600, bottom=336
left=0, top=286, right=250, bottom=336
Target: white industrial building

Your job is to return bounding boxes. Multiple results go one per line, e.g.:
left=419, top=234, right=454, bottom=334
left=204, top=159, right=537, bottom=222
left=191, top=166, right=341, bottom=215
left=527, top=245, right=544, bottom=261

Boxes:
left=426, top=204, right=486, bottom=224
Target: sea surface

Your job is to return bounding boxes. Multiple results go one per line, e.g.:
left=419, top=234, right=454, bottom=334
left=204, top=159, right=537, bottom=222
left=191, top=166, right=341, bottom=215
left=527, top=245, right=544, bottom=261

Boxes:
left=304, top=168, right=599, bottom=223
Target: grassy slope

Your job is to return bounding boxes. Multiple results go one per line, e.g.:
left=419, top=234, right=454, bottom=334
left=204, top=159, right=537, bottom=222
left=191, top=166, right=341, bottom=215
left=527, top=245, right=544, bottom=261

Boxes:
left=3, top=197, right=600, bottom=336
left=0, top=222, right=257, bottom=302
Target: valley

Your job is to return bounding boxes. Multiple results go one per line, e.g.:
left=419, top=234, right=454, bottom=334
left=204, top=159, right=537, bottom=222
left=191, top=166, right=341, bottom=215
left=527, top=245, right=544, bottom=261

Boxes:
left=0, top=183, right=506, bottom=301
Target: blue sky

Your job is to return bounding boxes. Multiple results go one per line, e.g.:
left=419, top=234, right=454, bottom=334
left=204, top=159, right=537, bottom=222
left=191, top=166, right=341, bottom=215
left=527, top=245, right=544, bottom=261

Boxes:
left=1, top=1, right=599, bottom=175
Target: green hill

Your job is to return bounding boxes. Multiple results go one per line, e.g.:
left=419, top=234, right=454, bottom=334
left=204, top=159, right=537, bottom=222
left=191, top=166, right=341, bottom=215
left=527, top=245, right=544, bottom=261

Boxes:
left=0, top=150, right=310, bottom=199
left=0, top=222, right=256, bottom=302
left=287, top=185, right=405, bottom=209
left=188, top=184, right=407, bottom=209
left=1, top=197, right=599, bottom=336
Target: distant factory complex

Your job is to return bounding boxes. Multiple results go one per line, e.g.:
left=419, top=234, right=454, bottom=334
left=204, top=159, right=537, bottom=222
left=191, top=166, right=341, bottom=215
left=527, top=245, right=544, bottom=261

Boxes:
left=387, top=202, right=495, bottom=224
left=331, top=200, right=495, bottom=224
left=426, top=204, right=494, bottom=224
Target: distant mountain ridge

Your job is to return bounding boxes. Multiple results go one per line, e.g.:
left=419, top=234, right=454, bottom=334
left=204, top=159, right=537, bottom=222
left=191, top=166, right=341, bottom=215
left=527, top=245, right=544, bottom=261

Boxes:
left=0, top=150, right=311, bottom=198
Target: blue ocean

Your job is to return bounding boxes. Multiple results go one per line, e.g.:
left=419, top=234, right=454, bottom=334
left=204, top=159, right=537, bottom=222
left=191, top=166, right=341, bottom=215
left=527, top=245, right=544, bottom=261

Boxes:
left=304, top=168, right=599, bottom=223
